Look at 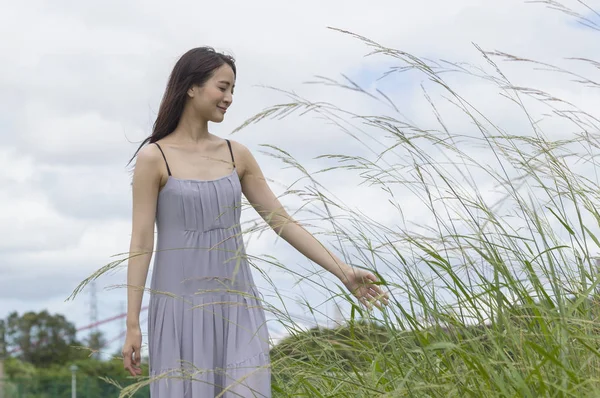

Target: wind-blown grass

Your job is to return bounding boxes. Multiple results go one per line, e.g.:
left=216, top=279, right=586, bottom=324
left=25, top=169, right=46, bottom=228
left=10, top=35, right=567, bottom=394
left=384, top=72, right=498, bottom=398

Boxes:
left=68, top=1, right=600, bottom=396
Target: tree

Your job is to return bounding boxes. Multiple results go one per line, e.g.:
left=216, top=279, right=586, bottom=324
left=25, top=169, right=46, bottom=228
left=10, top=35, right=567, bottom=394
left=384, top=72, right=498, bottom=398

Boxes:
left=0, top=319, right=6, bottom=359
left=4, top=310, right=88, bottom=367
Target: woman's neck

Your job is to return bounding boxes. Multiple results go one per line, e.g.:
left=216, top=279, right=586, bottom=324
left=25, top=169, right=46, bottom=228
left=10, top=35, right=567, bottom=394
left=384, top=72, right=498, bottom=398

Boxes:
left=171, top=114, right=211, bottom=144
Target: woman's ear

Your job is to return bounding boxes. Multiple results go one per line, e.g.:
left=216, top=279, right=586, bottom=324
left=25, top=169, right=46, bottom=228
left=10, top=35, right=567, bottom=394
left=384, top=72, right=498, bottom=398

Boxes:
left=187, top=85, right=196, bottom=98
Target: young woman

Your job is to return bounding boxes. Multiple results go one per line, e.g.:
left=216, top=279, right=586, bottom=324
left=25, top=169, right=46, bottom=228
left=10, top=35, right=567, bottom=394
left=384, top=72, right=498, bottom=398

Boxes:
left=122, top=47, right=389, bottom=397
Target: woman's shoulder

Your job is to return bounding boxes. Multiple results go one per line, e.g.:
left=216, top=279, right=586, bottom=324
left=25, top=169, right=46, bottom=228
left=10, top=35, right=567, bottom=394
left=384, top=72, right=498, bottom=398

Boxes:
left=225, top=139, right=258, bottom=180
left=225, top=138, right=252, bottom=158
left=135, top=142, right=164, bottom=167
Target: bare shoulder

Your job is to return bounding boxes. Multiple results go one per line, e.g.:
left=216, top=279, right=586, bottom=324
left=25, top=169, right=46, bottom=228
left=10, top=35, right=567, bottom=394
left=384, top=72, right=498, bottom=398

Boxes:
left=136, top=142, right=163, bottom=164
left=226, top=138, right=252, bottom=158
left=227, top=139, right=255, bottom=176
left=132, top=143, right=165, bottom=181
left=226, top=139, right=265, bottom=184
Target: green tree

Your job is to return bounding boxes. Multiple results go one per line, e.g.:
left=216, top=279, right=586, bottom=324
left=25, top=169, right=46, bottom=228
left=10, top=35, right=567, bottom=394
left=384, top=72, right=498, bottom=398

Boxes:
left=5, top=310, right=88, bottom=367
left=0, top=319, right=6, bottom=359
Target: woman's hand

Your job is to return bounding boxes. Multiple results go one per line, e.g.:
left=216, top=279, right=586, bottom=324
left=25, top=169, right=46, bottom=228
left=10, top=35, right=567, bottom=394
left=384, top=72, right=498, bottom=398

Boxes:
left=342, top=267, right=389, bottom=311
left=122, top=326, right=143, bottom=377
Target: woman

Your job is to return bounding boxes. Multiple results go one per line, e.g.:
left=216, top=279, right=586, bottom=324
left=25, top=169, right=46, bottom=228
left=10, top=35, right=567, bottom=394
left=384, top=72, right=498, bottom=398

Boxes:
left=122, top=47, right=389, bottom=397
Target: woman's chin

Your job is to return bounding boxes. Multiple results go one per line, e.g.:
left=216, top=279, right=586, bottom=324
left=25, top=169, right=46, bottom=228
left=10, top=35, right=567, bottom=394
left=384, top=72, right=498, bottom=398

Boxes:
left=209, top=115, right=225, bottom=123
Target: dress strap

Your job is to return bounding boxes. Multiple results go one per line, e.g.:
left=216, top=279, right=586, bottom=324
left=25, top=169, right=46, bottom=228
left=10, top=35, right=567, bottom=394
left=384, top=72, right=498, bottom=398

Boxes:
left=153, top=143, right=172, bottom=176
left=225, top=139, right=235, bottom=167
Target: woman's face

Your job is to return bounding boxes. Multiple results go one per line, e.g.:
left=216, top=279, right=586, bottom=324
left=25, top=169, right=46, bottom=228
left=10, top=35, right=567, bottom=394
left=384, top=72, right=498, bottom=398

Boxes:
left=187, top=64, right=235, bottom=123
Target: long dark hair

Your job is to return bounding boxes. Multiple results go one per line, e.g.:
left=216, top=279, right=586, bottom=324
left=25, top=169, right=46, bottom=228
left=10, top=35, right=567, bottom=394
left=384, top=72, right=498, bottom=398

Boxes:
left=128, top=47, right=236, bottom=165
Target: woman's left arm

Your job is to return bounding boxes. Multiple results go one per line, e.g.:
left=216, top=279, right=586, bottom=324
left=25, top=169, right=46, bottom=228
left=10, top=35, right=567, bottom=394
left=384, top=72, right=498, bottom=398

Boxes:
left=235, top=141, right=389, bottom=310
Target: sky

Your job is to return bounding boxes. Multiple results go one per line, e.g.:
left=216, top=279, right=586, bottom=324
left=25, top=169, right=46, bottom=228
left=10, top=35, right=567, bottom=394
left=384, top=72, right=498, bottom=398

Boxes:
left=1, top=0, right=599, bottom=361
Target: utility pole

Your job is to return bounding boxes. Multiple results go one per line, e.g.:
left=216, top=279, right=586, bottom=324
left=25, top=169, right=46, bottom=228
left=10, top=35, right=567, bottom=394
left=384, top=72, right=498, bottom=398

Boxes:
left=70, top=364, right=78, bottom=398
left=90, top=281, right=98, bottom=334
left=89, top=281, right=99, bottom=359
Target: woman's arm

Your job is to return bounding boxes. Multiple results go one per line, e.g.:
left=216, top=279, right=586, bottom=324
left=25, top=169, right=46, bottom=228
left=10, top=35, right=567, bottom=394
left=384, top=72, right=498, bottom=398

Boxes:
left=123, top=144, right=162, bottom=375
left=235, top=141, right=389, bottom=309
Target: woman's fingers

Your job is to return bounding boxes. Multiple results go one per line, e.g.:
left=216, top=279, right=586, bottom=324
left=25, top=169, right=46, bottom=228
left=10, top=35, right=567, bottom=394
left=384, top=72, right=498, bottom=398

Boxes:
left=359, top=296, right=372, bottom=310
left=362, top=273, right=388, bottom=299
left=123, top=346, right=142, bottom=376
left=123, top=349, right=134, bottom=376
left=360, top=289, right=389, bottom=310
left=134, top=344, right=142, bottom=365
left=369, top=285, right=386, bottom=298
left=367, top=285, right=389, bottom=302
left=350, top=270, right=389, bottom=310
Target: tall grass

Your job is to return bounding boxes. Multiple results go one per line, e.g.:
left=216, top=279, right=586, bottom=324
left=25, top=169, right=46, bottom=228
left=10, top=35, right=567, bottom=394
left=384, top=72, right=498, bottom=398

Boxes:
left=70, top=1, right=600, bottom=396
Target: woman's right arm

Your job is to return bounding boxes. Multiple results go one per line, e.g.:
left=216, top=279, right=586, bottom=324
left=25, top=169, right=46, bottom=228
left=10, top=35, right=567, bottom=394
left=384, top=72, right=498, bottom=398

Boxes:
left=123, top=144, right=162, bottom=376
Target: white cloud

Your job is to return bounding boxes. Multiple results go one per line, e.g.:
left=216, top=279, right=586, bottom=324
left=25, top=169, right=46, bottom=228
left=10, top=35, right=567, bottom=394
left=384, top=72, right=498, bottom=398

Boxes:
left=19, top=103, right=138, bottom=164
